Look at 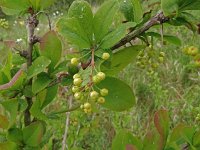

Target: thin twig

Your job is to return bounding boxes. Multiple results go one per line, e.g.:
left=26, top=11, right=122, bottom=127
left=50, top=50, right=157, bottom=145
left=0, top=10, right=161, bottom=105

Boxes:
left=111, top=11, right=170, bottom=50
left=62, top=95, right=73, bottom=150
left=34, top=11, right=52, bottom=30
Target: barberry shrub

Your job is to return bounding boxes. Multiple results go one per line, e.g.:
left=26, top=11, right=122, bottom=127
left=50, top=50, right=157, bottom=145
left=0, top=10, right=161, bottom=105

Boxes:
left=0, top=0, right=200, bottom=149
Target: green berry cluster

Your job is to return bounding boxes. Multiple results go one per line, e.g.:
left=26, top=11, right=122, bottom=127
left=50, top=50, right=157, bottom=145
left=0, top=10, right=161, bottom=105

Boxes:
left=182, top=46, right=200, bottom=67
left=136, top=46, right=165, bottom=75
left=0, top=19, right=9, bottom=29
left=70, top=50, right=110, bottom=114
left=72, top=71, right=108, bottom=114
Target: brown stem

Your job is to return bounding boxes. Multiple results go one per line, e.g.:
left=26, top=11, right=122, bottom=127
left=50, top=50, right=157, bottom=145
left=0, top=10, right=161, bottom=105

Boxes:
left=24, top=14, right=39, bottom=126
left=111, top=12, right=169, bottom=50
left=0, top=69, right=23, bottom=90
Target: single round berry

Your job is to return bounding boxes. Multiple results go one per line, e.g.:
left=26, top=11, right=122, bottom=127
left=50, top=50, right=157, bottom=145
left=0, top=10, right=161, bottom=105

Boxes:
left=100, top=88, right=108, bottom=96
left=90, top=91, right=99, bottom=100
left=195, top=59, right=200, bottom=67
left=158, top=57, right=164, bottom=63
left=92, top=75, right=101, bottom=84
left=87, top=108, right=92, bottom=113
left=102, top=53, right=110, bottom=60
left=188, top=46, right=198, bottom=56
left=84, top=108, right=88, bottom=113
left=159, top=52, right=165, bottom=57
left=74, top=92, right=82, bottom=100
left=84, top=102, right=91, bottom=109
left=73, top=78, right=82, bottom=86
left=73, top=73, right=81, bottom=79
left=97, top=97, right=105, bottom=104
left=72, top=86, right=79, bottom=93
left=97, top=72, right=105, bottom=81
left=71, top=58, right=79, bottom=66
left=80, top=105, right=84, bottom=109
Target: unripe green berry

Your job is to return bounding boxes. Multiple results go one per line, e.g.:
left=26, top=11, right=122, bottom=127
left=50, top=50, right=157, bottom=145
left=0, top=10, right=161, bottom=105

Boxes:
left=73, top=78, right=82, bottom=86
left=73, top=73, right=81, bottom=79
left=195, top=59, right=200, bottom=67
left=83, top=108, right=88, bottom=113
left=72, top=86, right=79, bottom=93
left=159, top=52, right=165, bottom=57
left=188, top=46, right=198, bottom=56
left=71, top=58, right=79, bottom=66
left=102, top=53, right=110, bottom=60
left=74, top=92, right=82, bottom=100
left=90, top=91, right=99, bottom=100
left=97, top=72, right=105, bottom=81
left=80, top=105, right=84, bottom=109
left=92, top=75, right=101, bottom=84
left=84, top=102, right=91, bottom=109
left=158, top=57, right=164, bottom=63
left=100, top=88, right=108, bottom=96
left=97, top=97, right=105, bottom=104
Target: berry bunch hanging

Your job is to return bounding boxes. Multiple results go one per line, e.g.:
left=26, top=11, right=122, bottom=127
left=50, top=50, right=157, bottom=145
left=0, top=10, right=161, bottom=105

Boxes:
left=136, top=45, right=166, bottom=75
left=70, top=50, right=110, bottom=114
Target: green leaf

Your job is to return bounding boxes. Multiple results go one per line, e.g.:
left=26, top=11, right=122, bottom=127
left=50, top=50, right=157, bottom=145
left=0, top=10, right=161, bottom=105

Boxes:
left=23, top=121, right=45, bottom=147
left=30, top=99, right=48, bottom=120
left=154, top=109, right=170, bottom=149
left=56, top=17, right=90, bottom=49
left=100, top=22, right=136, bottom=49
left=161, top=0, right=178, bottom=16
left=0, top=141, right=17, bottom=150
left=27, top=56, right=51, bottom=79
left=7, top=128, right=23, bottom=144
left=0, top=0, right=30, bottom=11
left=94, top=0, right=119, bottom=43
left=1, top=98, right=18, bottom=128
left=29, top=0, right=56, bottom=10
left=1, top=7, right=21, bottom=15
left=193, top=130, right=200, bottom=147
left=37, top=85, right=58, bottom=109
left=97, top=77, right=135, bottom=111
left=101, top=45, right=145, bottom=76
left=169, top=124, right=196, bottom=146
left=146, top=32, right=182, bottom=46
left=112, top=130, right=142, bottom=150
left=68, top=0, right=93, bottom=43
left=143, top=129, right=160, bottom=150
left=161, top=0, right=200, bottom=16
left=9, top=70, right=26, bottom=91
left=32, top=73, right=52, bottom=94
left=40, top=31, right=62, bottom=72
left=0, top=114, right=9, bottom=129
left=130, top=0, right=143, bottom=23
left=120, top=0, right=134, bottom=22
left=178, top=0, right=200, bottom=11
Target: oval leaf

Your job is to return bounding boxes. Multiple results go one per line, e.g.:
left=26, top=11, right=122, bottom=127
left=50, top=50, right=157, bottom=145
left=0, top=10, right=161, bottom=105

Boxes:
left=154, top=109, right=170, bottom=149
left=23, top=121, right=45, bottom=147
left=7, top=128, right=23, bottom=144
left=100, top=22, right=136, bottom=49
left=0, top=114, right=9, bottom=129
left=56, top=17, right=90, bottom=49
left=1, top=98, right=18, bottom=128
left=68, top=0, right=93, bottom=43
left=94, top=0, right=118, bottom=42
left=40, top=31, right=62, bottom=72
left=112, top=130, right=142, bottom=150
left=0, top=0, right=30, bottom=11
left=97, top=77, right=135, bottom=111
left=32, top=72, right=52, bottom=94
left=27, top=56, right=51, bottom=79
left=101, top=45, right=145, bottom=76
